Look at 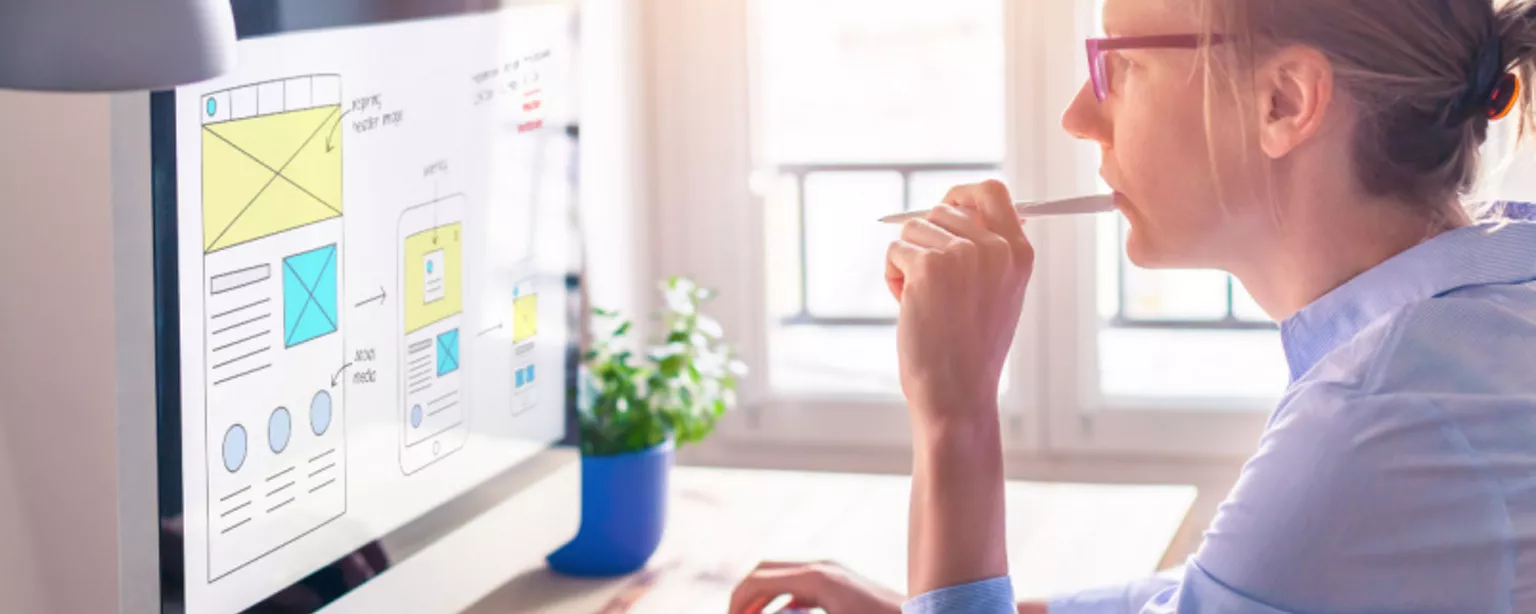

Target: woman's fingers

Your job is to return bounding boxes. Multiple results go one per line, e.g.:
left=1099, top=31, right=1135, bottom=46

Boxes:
left=890, top=181, right=1035, bottom=305
left=900, top=218, right=961, bottom=250
left=885, top=239, right=927, bottom=301
left=976, top=180, right=1028, bottom=240
left=729, top=566, right=824, bottom=614
left=942, top=181, right=1035, bottom=277
left=943, top=180, right=1027, bottom=241
left=932, top=202, right=1015, bottom=274
left=926, top=204, right=989, bottom=241
left=752, top=560, right=805, bottom=571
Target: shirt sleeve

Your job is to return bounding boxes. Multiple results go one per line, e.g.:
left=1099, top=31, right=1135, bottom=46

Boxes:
left=902, top=577, right=1016, bottom=614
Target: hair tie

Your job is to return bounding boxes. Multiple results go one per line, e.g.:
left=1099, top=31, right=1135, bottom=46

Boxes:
left=1488, top=72, right=1521, bottom=121
left=1448, top=34, right=1510, bottom=125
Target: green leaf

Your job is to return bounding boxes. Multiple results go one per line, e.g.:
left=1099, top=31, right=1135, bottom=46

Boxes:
left=577, top=276, right=748, bottom=456
left=658, top=355, right=686, bottom=378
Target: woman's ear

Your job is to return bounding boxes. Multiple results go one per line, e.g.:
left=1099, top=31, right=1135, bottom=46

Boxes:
left=1256, top=45, right=1334, bottom=159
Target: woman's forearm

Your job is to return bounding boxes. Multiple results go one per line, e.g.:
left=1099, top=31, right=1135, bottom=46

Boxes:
left=908, top=414, right=1010, bottom=597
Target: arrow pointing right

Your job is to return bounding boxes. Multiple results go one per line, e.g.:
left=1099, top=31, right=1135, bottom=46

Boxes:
left=354, top=286, right=386, bottom=308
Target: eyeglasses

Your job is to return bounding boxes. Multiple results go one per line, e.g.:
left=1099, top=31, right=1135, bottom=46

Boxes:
left=1086, top=34, right=1231, bottom=102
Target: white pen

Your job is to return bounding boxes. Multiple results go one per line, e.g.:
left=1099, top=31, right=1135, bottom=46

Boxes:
left=878, top=194, right=1117, bottom=224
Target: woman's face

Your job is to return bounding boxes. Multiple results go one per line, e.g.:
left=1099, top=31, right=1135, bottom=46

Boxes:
left=1063, top=0, right=1265, bottom=269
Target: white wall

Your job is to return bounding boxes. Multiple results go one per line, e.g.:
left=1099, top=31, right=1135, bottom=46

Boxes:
left=577, top=0, right=656, bottom=334
left=0, top=89, right=130, bottom=614
left=0, top=423, right=46, bottom=613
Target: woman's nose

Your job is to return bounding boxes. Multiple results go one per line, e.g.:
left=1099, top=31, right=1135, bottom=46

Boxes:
left=1061, top=80, right=1110, bottom=145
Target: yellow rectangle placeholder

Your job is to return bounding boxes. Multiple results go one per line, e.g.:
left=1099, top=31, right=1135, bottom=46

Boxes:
left=512, top=293, right=538, bottom=343
left=404, top=223, right=464, bottom=333
left=202, top=104, right=344, bottom=253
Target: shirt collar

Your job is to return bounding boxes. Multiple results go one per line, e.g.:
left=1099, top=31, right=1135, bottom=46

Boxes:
left=1280, top=207, right=1536, bottom=382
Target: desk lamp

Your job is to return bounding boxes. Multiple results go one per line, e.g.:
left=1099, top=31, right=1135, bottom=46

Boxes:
left=0, top=0, right=236, bottom=91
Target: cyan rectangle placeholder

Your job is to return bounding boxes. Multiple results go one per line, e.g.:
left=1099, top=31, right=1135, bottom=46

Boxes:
left=282, top=244, right=338, bottom=348
left=436, top=328, right=460, bottom=376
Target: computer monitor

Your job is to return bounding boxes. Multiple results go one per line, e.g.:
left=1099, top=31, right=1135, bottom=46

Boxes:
left=152, top=2, right=578, bottom=612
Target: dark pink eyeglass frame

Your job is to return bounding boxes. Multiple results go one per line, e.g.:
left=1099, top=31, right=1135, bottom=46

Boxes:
left=1086, top=34, right=1231, bottom=102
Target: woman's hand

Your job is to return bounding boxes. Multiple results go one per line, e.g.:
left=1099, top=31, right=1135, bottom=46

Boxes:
left=728, top=560, right=904, bottom=614
left=885, top=180, right=1035, bottom=431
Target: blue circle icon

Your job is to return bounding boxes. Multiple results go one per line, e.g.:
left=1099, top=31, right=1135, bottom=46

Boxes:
left=310, top=390, right=333, bottom=436
left=206, top=98, right=217, bottom=116
left=223, top=424, right=247, bottom=473
left=410, top=404, right=424, bottom=428
left=427, top=260, right=434, bottom=274
left=269, top=407, right=292, bottom=453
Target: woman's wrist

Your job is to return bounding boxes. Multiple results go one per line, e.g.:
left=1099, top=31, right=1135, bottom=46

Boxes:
left=907, top=411, right=1009, bottom=595
left=911, top=414, right=1004, bottom=488
left=908, top=390, right=1001, bottom=440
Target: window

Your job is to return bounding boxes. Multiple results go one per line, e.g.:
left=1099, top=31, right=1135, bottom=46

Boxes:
left=1094, top=214, right=1287, bottom=402
left=753, top=0, right=1006, bottom=396
left=648, top=0, right=1292, bottom=456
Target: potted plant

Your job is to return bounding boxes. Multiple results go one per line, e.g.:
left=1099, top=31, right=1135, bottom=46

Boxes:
left=546, top=276, right=747, bottom=577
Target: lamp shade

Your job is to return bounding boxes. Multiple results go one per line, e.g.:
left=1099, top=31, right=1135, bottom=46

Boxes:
left=0, top=0, right=236, bottom=92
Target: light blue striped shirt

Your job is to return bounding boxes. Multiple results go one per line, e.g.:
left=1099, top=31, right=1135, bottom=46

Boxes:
left=905, top=209, right=1536, bottom=614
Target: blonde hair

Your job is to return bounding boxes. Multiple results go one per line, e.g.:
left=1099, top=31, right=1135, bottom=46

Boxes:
left=1197, top=0, right=1536, bottom=212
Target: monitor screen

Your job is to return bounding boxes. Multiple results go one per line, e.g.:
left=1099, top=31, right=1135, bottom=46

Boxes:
left=152, top=3, right=577, bottom=612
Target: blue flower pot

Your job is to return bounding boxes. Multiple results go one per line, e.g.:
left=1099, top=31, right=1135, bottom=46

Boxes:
left=546, top=440, right=673, bottom=577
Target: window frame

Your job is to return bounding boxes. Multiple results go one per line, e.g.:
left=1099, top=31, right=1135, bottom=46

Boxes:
left=643, top=0, right=1270, bottom=460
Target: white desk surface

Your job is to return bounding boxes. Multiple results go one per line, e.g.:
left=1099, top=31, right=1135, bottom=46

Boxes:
left=464, top=462, right=1197, bottom=614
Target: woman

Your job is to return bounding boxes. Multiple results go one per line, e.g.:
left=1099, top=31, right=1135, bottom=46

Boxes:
left=732, top=0, right=1536, bottom=612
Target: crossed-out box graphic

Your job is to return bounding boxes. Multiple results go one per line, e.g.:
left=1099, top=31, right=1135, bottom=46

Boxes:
left=199, top=75, right=349, bottom=581
left=202, top=83, right=343, bottom=252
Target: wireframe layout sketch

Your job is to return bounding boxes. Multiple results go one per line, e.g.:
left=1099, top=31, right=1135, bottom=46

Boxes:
left=511, top=276, right=540, bottom=416
left=200, top=74, right=348, bottom=581
left=398, top=195, right=469, bottom=474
